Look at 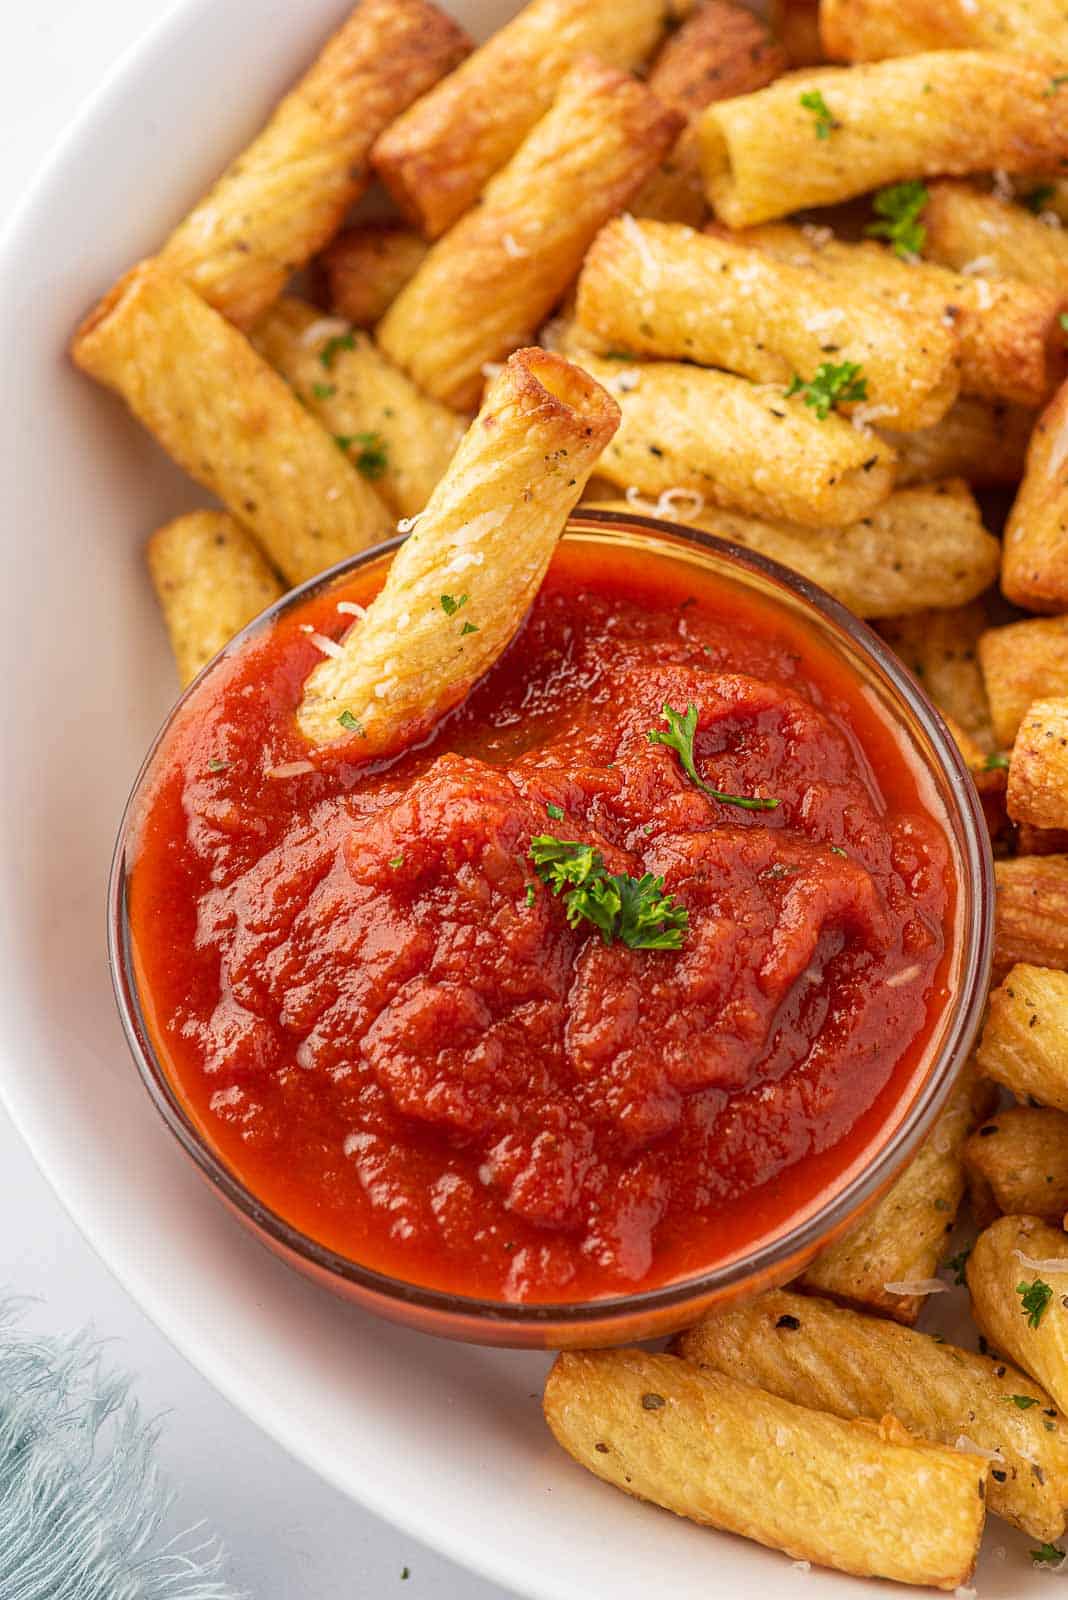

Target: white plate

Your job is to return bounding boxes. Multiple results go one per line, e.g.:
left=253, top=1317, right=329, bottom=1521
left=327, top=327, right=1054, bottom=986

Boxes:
left=0, top=2, right=1044, bottom=1595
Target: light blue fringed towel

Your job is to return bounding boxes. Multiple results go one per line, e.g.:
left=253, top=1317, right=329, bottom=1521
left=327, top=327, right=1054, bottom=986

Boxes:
left=0, top=1300, right=244, bottom=1600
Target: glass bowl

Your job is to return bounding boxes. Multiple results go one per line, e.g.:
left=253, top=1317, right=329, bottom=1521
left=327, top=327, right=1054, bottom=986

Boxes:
left=109, top=510, right=994, bottom=1349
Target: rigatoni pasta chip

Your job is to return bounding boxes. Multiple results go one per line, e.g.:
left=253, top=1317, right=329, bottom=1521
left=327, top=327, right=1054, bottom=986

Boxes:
left=698, top=52, right=1068, bottom=228
left=994, top=860, right=1068, bottom=980
left=822, top=0, right=1068, bottom=62
left=980, top=615, right=1068, bottom=747
left=296, top=349, right=618, bottom=751
left=71, top=261, right=392, bottom=584
left=978, top=962, right=1068, bottom=1108
left=575, top=218, right=958, bottom=429
left=1007, top=696, right=1068, bottom=832
left=968, top=1216, right=1068, bottom=1418
left=158, top=0, right=470, bottom=327
left=964, top=1105, right=1068, bottom=1227
left=372, top=0, right=669, bottom=237
left=377, top=59, right=682, bottom=410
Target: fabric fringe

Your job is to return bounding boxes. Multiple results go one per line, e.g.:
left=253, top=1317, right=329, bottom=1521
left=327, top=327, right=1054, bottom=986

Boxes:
left=0, top=1298, right=245, bottom=1600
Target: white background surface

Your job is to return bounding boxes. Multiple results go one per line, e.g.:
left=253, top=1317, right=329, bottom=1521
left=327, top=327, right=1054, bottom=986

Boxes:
left=0, top=7, right=508, bottom=1596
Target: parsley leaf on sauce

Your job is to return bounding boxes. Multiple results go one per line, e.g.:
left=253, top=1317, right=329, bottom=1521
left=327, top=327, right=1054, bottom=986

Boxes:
left=866, top=181, right=928, bottom=259
left=786, top=361, right=868, bottom=419
left=984, top=752, right=1010, bottom=771
left=647, top=703, right=779, bottom=811
left=529, top=836, right=688, bottom=951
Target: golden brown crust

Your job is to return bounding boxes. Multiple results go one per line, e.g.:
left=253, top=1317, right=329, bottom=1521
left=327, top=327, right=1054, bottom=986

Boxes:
left=771, top=0, right=826, bottom=67
left=883, top=395, right=1034, bottom=489
left=146, top=511, right=284, bottom=685
left=980, top=615, right=1068, bottom=747
left=319, top=223, right=429, bottom=326
left=822, top=0, right=1068, bottom=61
left=799, top=1061, right=986, bottom=1323
left=377, top=59, right=683, bottom=410
left=879, top=602, right=995, bottom=752
left=964, top=1105, right=1068, bottom=1227
left=923, top=181, right=1068, bottom=304
left=543, top=1348, right=987, bottom=1588
left=571, top=351, right=897, bottom=527
left=296, top=349, right=619, bottom=751
left=679, top=1287, right=1068, bottom=1540
left=736, top=221, right=1067, bottom=409
left=71, top=260, right=392, bottom=584
left=1004, top=381, right=1068, bottom=611
left=968, top=1215, right=1068, bottom=1417
left=372, top=0, right=669, bottom=237
left=994, top=861, right=1068, bottom=981
left=588, top=482, right=998, bottom=618
left=251, top=297, right=465, bottom=519
left=158, top=0, right=470, bottom=327
left=699, top=52, right=1068, bottom=229
left=979, top=962, right=1068, bottom=1107
left=1008, top=697, right=1068, bottom=831
left=576, top=217, right=959, bottom=428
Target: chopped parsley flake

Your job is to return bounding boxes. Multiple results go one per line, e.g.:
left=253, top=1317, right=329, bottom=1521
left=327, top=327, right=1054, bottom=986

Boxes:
left=984, top=752, right=1010, bottom=770
left=1024, top=184, right=1055, bottom=214
left=786, top=361, right=868, bottom=419
left=1007, top=1394, right=1040, bottom=1409
left=831, top=845, right=847, bottom=857
left=312, top=381, right=337, bottom=399
left=337, top=710, right=364, bottom=734
left=529, top=836, right=688, bottom=951
left=461, top=620, right=479, bottom=635
left=320, top=332, right=355, bottom=368
left=866, top=180, right=928, bottom=259
left=647, top=703, right=779, bottom=811
left=1017, top=1277, right=1054, bottom=1328
left=389, top=855, right=404, bottom=868
left=1032, top=1542, right=1065, bottom=1565
left=207, top=757, right=229, bottom=772
left=1060, top=312, right=1068, bottom=336
left=525, top=883, right=537, bottom=908
left=401, top=1567, right=411, bottom=1581
left=1046, top=75, right=1068, bottom=96
left=799, top=89, right=837, bottom=139
left=546, top=802, right=564, bottom=821
left=335, top=431, right=388, bottom=479
left=944, top=1246, right=972, bottom=1285
left=440, top=593, right=468, bottom=616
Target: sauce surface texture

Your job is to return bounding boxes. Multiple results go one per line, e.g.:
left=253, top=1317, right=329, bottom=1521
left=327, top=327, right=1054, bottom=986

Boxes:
left=128, top=536, right=955, bottom=1303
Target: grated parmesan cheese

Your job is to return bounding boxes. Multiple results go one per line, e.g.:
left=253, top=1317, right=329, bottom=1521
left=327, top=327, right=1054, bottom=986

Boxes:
left=883, top=1277, right=950, bottom=1296
left=1014, top=1247, right=1068, bottom=1276
left=1041, top=209, right=1063, bottom=230
left=801, top=308, right=844, bottom=333
left=309, top=632, right=344, bottom=660
left=501, top=231, right=528, bottom=259
left=991, top=168, right=1014, bottom=202
left=337, top=600, right=365, bottom=617
left=397, top=512, right=425, bottom=534
left=886, top=964, right=922, bottom=989
left=300, top=315, right=351, bottom=348
left=850, top=402, right=895, bottom=430
left=267, top=760, right=316, bottom=779
left=954, top=1435, right=1002, bottom=1461
left=374, top=680, right=396, bottom=699
left=620, top=211, right=659, bottom=284
left=960, top=255, right=997, bottom=277
left=800, top=223, right=833, bottom=248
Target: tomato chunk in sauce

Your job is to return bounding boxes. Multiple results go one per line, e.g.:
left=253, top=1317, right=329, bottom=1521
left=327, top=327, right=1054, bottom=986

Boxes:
left=128, top=539, right=955, bottom=1303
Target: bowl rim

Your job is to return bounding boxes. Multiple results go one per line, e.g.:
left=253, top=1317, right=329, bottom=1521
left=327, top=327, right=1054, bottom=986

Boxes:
left=108, top=507, right=995, bottom=1328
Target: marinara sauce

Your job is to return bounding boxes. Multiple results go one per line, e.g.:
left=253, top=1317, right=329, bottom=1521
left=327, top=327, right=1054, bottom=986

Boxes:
left=128, top=536, right=955, bottom=1304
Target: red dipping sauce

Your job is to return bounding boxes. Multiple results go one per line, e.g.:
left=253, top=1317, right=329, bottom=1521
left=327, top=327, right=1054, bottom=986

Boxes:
left=127, top=537, right=955, bottom=1305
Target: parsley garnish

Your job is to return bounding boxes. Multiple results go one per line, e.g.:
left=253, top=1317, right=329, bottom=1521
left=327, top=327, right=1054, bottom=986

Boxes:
left=546, top=802, right=564, bottom=821
left=786, top=361, right=868, bottom=419
left=335, top=431, right=388, bottom=479
left=1060, top=312, right=1068, bottom=335
left=337, top=710, right=364, bottom=734
left=389, top=855, right=404, bottom=868
left=320, top=332, right=355, bottom=368
left=799, top=89, right=837, bottom=139
left=647, top=704, right=779, bottom=811
left=312, top=381, right=337, bottom=399
left=866, top=181, right=928, bottom=259
left=831, top=844, right=847, bottom=857
left=207, top=757, right=229, bottom=772
left=461, top=620, right=479, bottom=635
left=1032, top=1543, right=1065, bottom=1565
left=401, top=1567, right=411, bottom=1581
left=525, top=883, right=537, bottom=908
left=529, top=836, right=688, bottom=950
left=1007, top=1394, right=1040, bottom=1409
left=1045, top=75, right=1068, bottom=96
left=1024, top=184, right=1055, bottom=215
left=440, top=593, right=468, bottom=616
left=1017, top=1278, right=1054, bottom=1328
left=944, top=1246, right=972, bottom=1285
left=984, top=752, right=1010, bottom=770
